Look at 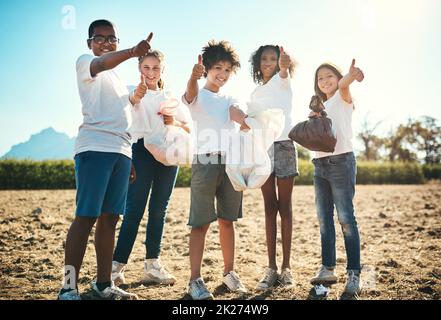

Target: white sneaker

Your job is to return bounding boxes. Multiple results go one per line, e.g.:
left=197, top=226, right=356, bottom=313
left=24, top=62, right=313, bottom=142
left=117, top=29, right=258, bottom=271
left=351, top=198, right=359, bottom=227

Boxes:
left=187, top=277, right=214, bottom=300
left=143, top=258, right=176, bottom=285
left=58, top=289, right=81, bottom=300
left=310, top=265, right=338, bottom=285
left=223, top=271, right=247, bottom=294
left=256, top=267, right=278, bottom=291
left=344, top=270, right=361, bottom=295
left=91, top=281, right=138, bottom=300
left=111, top=261, right=126, bottom=286
left=279, top=268, right=294, bottom=288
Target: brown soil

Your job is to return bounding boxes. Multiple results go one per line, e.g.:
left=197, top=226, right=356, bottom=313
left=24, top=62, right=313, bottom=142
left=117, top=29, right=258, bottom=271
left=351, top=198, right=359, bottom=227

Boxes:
left=1, top=184, right=440, bottom=300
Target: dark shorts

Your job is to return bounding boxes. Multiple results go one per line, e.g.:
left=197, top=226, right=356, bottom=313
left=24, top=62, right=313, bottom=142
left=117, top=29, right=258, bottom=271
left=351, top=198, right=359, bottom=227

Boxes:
left=268, top=140, right=299, bottom=179
left=189, top=154, right=243, bottom=227
left=74, top=151, right=131, bottom=218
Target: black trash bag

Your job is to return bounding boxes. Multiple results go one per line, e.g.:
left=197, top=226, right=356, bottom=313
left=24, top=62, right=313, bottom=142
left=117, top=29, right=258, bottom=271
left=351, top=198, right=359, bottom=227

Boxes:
left=288, top=95, right=336, bottom=152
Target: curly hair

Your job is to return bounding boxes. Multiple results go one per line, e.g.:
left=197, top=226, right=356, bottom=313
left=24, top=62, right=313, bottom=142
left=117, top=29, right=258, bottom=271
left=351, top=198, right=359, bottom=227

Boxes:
left=250, top=45, right=295, bottom=84
left=201, top=40, right=241, bottom=77
left=138, top=50, right=165, bottom=89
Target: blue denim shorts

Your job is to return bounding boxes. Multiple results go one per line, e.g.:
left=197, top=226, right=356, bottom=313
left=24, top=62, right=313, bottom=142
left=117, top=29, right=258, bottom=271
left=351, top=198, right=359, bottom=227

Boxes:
left=74, top=151, right=131, bottom=218
left=268, top=140, right=299, bottom=179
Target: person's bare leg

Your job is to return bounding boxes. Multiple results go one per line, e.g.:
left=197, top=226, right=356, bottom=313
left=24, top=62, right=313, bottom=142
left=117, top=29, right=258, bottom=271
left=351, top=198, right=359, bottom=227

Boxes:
left=189, top=224, right=210, bottom=280
left=261, top=174, right=279, bottom=270
left=218, top=218, right=235, bottom=274
left=95, top=212, right=119, bottom=283
left=63, top=216, right=97, bottom=289
left=277, top=177, right=294, bottom=270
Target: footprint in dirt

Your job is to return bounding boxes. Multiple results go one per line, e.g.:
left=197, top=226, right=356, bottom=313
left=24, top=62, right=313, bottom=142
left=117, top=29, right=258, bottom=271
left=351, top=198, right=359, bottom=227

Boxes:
left=383, top=258, right=400, bottom=268
left=424, top=203, right=435, bottom=210
left=418, top=286, right=435, bottom=296
left=427, top=228, right=441, bottom=239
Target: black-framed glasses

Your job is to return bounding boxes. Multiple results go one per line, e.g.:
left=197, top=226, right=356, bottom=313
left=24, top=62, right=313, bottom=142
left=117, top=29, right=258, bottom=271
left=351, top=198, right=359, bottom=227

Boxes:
left=88, top=35, right=119, bottom=45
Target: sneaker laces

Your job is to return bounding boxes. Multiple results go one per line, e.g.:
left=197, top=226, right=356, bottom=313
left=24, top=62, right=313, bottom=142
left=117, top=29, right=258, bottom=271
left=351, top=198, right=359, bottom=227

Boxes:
left=260, top=268, right=276, bottom=284
left=280, top=269, right=293, bottom=283
left=317, top=265, right=331, bottom=277
left=106, top=285, right=136, bottom=299
left=149, top=260, right=173, bottom=277
left=347, top=271, right=360, bottom=287
left=112, top=261, right=126, bottom=273
left=226, top=272, right=245, bottom=289
left=191, top=278, right=208, bottom=295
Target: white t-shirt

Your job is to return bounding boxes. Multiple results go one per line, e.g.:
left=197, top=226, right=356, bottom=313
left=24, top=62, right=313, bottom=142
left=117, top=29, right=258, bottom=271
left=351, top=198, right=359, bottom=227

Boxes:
left=249, top=73, right=293, bottom=141
left=182, top=88, right=238, bottom=155
left=131, top=90, right=192, bottom=142
left=74, top=54, right=132, bottom=158
left=314, top=90, right=354, bottom=159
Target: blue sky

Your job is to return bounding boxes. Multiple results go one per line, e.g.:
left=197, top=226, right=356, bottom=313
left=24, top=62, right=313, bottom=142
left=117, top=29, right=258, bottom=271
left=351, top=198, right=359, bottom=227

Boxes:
left=1, top=0, right=440, bottom=156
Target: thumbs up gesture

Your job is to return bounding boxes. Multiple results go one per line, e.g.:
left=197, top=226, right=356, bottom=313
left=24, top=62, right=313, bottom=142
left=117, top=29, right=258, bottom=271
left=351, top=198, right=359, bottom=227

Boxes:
left=191, top=54, right=205, bottom=81
left=349, top=59, right=364, bottom=82
left=278, top=46, right=292, bottom=72
left=129, top=32, right=153, bottom=58
left=131, top=74, right=148, bottom=105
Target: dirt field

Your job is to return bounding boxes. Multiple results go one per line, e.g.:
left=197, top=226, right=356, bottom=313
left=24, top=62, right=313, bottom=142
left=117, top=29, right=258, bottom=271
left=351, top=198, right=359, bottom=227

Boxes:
left=0, top=184, right=440, bottom=300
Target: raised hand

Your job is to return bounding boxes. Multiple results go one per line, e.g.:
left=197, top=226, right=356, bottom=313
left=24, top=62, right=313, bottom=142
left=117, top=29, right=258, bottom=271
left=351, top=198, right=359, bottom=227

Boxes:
left=131, top=74, right=148, bottom=104
left=191, top=54, right=205, bottom=80
left=278, top=46, right=292, bottom=71
left=129, top=32, right=153, bottom=58
left=349, top=59, right=364, bottom=82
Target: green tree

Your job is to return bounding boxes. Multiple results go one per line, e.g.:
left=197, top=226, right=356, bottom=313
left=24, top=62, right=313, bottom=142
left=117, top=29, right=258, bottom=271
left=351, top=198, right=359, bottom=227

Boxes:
left=296, top=145, right=311, bottom=161
left=385, top=120, right=418, bottom=162
left=410, top=116, right=441, bottom=164
left=357, top=115, right=384, bottom=161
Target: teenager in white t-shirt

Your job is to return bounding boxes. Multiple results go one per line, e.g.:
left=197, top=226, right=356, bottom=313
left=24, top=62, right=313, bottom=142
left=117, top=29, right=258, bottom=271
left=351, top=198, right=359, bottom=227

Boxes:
left=309, top=60, right=365, bottom=296
left=249, top=45, right=298, bottom=291
left=183, top=40, right=248, bottom=300
left=111, top=50, right=191, bottom=287
left=59, top=19, right=153, bottom=301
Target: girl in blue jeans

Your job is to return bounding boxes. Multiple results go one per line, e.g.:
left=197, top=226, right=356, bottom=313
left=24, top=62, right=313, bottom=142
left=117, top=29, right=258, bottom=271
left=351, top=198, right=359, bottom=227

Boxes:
left=112, top=50, right=191, bottom=285
left=309, top=59, right=364, bottom=296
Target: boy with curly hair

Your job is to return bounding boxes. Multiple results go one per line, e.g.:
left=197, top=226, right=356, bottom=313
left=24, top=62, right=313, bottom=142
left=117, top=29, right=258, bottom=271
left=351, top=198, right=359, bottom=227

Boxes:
left=183, top=40, right=248, bottom=300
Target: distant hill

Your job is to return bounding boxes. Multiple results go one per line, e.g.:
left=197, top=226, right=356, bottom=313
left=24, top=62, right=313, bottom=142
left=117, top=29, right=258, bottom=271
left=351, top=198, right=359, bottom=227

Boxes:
left=1, top=127, right=75, bottom=160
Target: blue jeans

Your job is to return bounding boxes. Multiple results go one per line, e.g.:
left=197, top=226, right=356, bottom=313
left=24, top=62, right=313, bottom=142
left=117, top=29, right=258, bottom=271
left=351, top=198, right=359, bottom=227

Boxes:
left=113, top=139, right=179, bottom=263
left=312, top=152, right=361, bottom=271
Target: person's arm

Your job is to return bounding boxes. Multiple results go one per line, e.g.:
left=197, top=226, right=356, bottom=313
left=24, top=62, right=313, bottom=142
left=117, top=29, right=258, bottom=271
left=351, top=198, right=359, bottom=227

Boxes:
left=230, top=105, right=249, bottom=130
left=184, top=55, right=205, bottom=104
left=90, top=33, right=153, bottom=77
left=338, top=59, right=364, bottom=104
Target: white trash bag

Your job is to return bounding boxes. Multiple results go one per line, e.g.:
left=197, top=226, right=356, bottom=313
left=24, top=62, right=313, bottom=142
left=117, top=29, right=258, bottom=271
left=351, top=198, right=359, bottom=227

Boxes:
left=144, top=98, right=193, bottom=166
left=226, top=104, right=284, bottom=191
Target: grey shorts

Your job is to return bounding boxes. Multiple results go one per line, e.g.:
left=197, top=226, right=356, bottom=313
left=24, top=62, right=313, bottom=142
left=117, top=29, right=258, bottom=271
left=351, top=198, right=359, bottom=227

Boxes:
left=189, top=154, right=243, bottom=227
left=268, top=140, right=299, bottom=179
